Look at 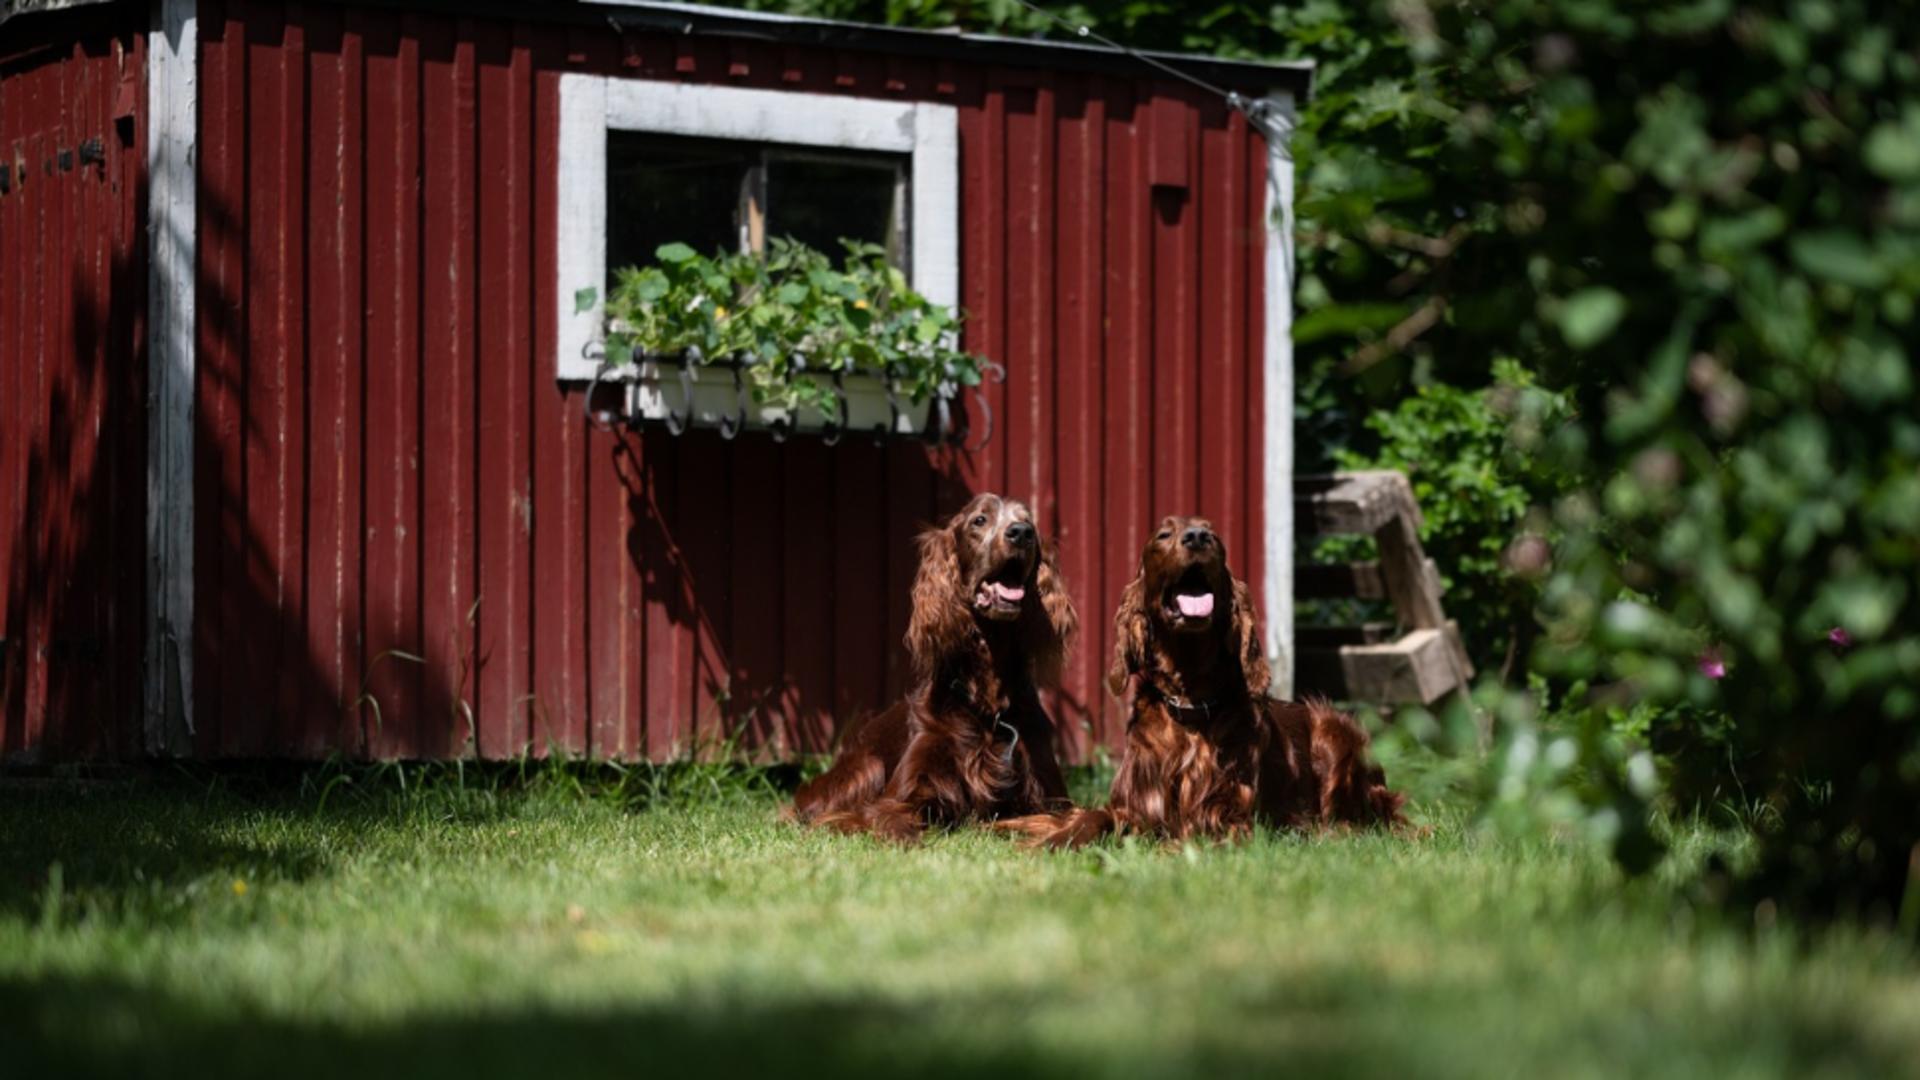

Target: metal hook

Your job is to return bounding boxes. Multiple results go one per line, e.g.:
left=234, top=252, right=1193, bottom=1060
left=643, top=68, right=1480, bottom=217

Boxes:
left=930, top=392, right=951, bottom=447
left=582, top=340, right=622, bottom=434
left=664, top=355, right=695, bottom=436
left=717, top=358, right=748, bottom=441
left=880, top=366, right=903, bottom=446
left=964, top=361, right=1007, bottom=453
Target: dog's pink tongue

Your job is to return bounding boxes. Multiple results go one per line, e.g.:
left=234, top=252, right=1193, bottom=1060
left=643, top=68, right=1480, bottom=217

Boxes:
left=992, top=582, right=1026, bottom=602
left=1176, top=592, right=1215, bottom=618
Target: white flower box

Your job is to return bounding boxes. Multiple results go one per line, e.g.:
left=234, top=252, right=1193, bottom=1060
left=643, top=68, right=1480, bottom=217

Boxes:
left=593, top=356, right=944, bottom=440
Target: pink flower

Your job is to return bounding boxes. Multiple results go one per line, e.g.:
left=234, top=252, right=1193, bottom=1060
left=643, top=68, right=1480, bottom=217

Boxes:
left=1828, top=626, right=1853, bottom=651
left=1697, top=647, right=1726, bottom=680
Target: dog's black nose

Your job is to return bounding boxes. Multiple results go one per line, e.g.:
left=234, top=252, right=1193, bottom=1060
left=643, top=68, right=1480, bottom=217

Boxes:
left=1006, top=521, right=1036, bottom=546
left=1181, top=527, right=1213, bottom=551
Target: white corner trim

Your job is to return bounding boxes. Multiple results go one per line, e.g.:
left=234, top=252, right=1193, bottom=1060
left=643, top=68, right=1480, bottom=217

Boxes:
left=145, top=0, right=197, bottom=753
left=554, top=75, right=960, bottom=381
left=556, top=73, right=608, bottom=382
left=1261, top=91, right=1297, bottom=699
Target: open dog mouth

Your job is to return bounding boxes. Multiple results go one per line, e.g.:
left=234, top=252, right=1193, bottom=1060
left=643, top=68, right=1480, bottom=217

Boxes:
left=1162, top=565, right=1216, bottom=627
left=974, top=560, right=1030, bottom=618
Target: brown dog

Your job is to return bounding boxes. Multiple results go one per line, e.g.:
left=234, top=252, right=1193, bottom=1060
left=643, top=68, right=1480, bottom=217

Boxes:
left=1003, top=515, right=1402, bottom=847
left=788, top=493, right=1078, bottom=842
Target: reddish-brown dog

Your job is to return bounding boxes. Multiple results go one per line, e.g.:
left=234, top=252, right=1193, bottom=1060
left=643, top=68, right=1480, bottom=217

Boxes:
left=788, top=493, right=1078, bottom=842
left=1003, top=515, right=1403, bottom=847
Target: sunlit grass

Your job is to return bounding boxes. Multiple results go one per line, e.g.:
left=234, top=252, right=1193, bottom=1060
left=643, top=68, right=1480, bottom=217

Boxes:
left=1, top=762, right=1915, bottom=1079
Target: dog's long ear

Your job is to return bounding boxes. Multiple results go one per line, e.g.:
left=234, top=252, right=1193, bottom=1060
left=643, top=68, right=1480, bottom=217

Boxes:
left=1230, top=576, right=1271, bottom=697
left=1022, top=539, right=1078, bottom=688
left=906, top=524, right=970, bottom=680
left=1108, top=572, right=1150, bottom=698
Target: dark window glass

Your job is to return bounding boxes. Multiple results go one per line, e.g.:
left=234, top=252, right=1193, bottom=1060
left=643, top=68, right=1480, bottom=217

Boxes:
left=605, top=137, right=909, bottom=278
left=766, top=154, right=903, bottom=260
left=606, top=134, right=750, bottom=279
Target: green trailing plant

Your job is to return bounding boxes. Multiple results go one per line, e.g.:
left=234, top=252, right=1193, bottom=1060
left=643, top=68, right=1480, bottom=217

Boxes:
left=595, top=237, right=985, bottom=416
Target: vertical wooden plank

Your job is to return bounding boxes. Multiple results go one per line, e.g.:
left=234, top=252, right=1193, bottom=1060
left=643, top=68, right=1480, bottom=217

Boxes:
left=7, top=45, right=42, bottom=751
left=0, top=42, right=20, bottom=751
left=1102, top=79, right=1150, bottom=751
left=475, top=19, right=533, bottom=758
left=234, top=1, right=287, bottom=756
left=617, top=433, right=647, bottom=759
left=120, top=25, right=153, bottom=759
left=881, top=38, right=941, bottom=714
left=276, top=5, right=310, bottom=757
left=1244, top=116, right=1269, bottom=633
left=416, top=14, right=477, bottom=758
left=1198, top=101, right=1247, bottom=563
left=30, top=35, right=65, bottom=752
left=730, top=437, right=785, bottom=753
left=780, top=438, right=833, bottom=752
left=1, top=49, right=13, bottom=749
left=958, top=68, right=1006, bottom=496
left=195, top=0, right=239, bottom=755
left=881, top=443, right=928, bottom=706
left=1004, top=78, right=1052, bottom=517
left=585, top=420, right=634, bottom=758
left=97, top=28, right=131, bottom=757
left=640, top=433, right=685, bottom=758
left=676, top=433, right=731, bottom=750
left=1149, top=88, right=1196, bottom=522
left=361, top=10, right=423, bottom=758
left=43, top=36, right=82, bottom=755
left=530, top=24, right=586, bottom=755
left=831, top=441, right=886, bottom=729
left=310, top=2, right=360, bottom=754
left=1051, top=74, right=1104, bottom=756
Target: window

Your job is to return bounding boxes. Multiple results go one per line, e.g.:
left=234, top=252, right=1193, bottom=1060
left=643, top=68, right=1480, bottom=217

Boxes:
left=555, top=77, right=958, bottom=380
left=605, top=135, right=907, bottom=270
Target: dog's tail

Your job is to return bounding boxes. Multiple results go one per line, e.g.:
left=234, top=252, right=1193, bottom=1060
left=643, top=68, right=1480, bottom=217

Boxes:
left=996, top=808, right=1119, bottom=850
left=1304, top=696, right=1409, bottom=828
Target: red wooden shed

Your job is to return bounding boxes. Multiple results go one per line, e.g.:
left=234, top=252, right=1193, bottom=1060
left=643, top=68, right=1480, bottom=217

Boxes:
left=0, top=0, right=1307, bottom=764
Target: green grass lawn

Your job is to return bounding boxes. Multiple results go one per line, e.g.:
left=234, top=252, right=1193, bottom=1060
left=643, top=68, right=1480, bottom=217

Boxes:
left=2, top=763, right=1917, bottom=1080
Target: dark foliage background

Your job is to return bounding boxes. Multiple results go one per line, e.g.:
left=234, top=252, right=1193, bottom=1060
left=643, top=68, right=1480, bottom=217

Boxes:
left=708, top=0, right=1920, bottom=935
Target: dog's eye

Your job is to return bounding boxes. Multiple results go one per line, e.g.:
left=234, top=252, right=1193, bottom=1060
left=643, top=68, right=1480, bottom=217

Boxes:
left=1157, top=530, right=1172, bottom=540
left=971, top=515, right=988, bottom=528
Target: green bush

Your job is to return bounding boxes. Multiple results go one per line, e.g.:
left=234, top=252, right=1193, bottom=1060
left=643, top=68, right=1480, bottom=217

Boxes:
left=724, top=0, right=1920, bottom=932
left=1358, top=0, right=1920, bottom=930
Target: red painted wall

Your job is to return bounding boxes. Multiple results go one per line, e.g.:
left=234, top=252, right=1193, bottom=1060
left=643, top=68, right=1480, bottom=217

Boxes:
left=5, top=0, right=1274, bottom=763
left=0, top=6, right=148, bottom=764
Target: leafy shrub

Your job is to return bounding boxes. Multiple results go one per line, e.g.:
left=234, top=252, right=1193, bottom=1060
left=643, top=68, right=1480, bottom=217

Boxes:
left=732, top=0, right=1920, bottom=931
left=599, top=237, right=985, bottom=414
left=1363, top=0, right=1920, bottom=929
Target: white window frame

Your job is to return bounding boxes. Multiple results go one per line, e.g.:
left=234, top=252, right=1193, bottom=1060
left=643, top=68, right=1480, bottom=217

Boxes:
left=554, top=75, right=960, bottom=382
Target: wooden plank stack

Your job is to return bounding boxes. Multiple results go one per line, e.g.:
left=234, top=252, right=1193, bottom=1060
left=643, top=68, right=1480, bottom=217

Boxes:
left=1294, top=472, right=1475, bottom=706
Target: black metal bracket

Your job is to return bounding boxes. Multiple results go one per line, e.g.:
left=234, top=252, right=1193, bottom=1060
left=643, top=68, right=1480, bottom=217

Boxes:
left=963, top=361, right=1008, bottom=452
left=77, top=138, right=105, bottom=167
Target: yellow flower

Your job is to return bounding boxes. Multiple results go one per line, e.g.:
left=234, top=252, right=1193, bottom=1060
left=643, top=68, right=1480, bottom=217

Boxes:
left=714, top=305, right=729, bottom=320
left=231, top=879, right=248, bottom=897
left=853, top=300, right=869, bottom=310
